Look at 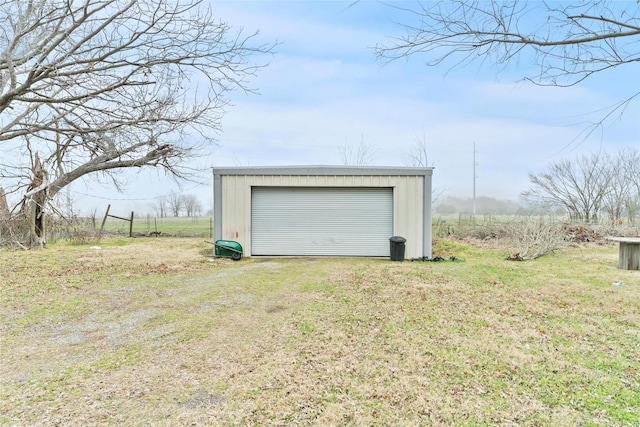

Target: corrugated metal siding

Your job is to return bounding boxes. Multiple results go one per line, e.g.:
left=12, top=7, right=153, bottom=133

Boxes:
left=219, top=175, right=424, bottom=258
left=251, top=187, right=393, bottom=256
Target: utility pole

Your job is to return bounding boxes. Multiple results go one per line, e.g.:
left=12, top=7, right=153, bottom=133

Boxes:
left=472, top=142, right=477, bottom=221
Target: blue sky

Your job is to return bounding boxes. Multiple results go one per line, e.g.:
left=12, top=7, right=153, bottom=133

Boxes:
left=68, top=1, right=639, bottom=215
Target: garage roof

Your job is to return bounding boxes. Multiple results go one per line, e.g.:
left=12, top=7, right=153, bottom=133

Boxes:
left=213, top=165, right=433, bottom=176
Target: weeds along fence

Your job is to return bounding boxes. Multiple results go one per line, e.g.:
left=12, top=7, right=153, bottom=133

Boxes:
left=432, top=213, right=640, bottom=241
left=0, top=215, right=214, bottom=245
left=432, top=213, right=640, bottom=261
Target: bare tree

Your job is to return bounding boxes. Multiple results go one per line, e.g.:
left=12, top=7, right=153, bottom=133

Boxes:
left=150, top=196, right=167, bottom=218
left=522, top=151, right=612, bottom=223
left=181, top=194, right=202, bottom=217
left=167, top=192, right=183, bottom=217
left=601, top=147, right=640, bottom=223
left=403, top=131, right=445, bottom=205
left=0, top=0, right=273, bottom=246
left=376, top=1, right=639, bottom=122
left=627, top=153, right=640, bottom=224
left=338, top=135, right=377, bottom=166
left=403, top=130, right=431, bottom=168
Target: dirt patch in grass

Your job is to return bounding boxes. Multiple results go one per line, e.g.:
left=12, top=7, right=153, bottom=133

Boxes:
left=1, top=238, right=639, bottom=425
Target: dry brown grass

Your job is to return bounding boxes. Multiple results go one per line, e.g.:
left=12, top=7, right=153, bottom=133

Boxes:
left=1, top=237, right=639, bottom=426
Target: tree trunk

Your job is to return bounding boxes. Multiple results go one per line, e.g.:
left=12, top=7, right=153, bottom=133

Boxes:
left=0, top=188, right=8, bottom=241
left=30, top=196, right=46, bottom=247
left=28, top=154, right=48, bottom=248
left=0, top=188, right=8, bottom=218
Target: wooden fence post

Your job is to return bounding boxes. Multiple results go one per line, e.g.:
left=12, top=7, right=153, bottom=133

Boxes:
left=99, top=205, right=135, bottom=238
left=99, top=204, right=111, bottom=240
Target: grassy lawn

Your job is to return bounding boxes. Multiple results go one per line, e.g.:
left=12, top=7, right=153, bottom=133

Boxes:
left=1, top=238, right=638, bottom=426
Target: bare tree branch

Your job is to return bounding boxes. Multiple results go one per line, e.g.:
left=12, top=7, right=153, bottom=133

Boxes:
left=375, top=1, right=639, bottom=118
left=0, top=0, right=274, bottom=245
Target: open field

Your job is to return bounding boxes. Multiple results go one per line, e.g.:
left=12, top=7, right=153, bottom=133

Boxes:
left=1, top=238, right=639, bottom=426
left=98, top=216, right=213, bottom=238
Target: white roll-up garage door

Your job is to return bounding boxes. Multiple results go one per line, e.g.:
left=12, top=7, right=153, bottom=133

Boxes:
left=251, top=187, right=393, bottom=256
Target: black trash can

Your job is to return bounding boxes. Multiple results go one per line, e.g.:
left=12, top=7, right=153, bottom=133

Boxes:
left=389, top=236, right=406, bottom=261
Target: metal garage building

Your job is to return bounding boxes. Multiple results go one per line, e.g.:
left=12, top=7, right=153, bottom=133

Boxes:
left=213, top=166, right=433, bottom=259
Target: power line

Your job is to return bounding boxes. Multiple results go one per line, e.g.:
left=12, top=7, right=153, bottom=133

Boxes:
left=68, top=182, right=208, bottom=202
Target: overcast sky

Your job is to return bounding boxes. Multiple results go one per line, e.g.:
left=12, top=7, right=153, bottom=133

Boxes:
left=67, top=1, right=639, bottom=215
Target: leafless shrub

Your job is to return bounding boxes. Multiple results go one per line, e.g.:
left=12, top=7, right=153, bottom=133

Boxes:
left=469, top=225, right=503, bottom=241
left=0, top=210, right=99, bottom=247
left=439, top=216, right=566, bottom=260
left=0, top=211, right=31, bottom=248
left=503, top=217, right=566, bottom=261
left=590, top=221, right=640, bottom=239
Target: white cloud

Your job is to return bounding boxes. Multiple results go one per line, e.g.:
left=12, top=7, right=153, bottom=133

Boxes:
left=63, top=1, right=638, bottom=214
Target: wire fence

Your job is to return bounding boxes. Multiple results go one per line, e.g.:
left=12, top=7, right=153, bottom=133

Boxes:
left=0, top=214, right=214, bottom=246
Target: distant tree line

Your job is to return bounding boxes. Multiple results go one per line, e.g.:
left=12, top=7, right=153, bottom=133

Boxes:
left=434, top=147, right=639, bottom=224
left=435, top=196, right=523, bottom=216
left=150, top=192, right=203, bottom=218
left=522, top=147, right=639, bottom=223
